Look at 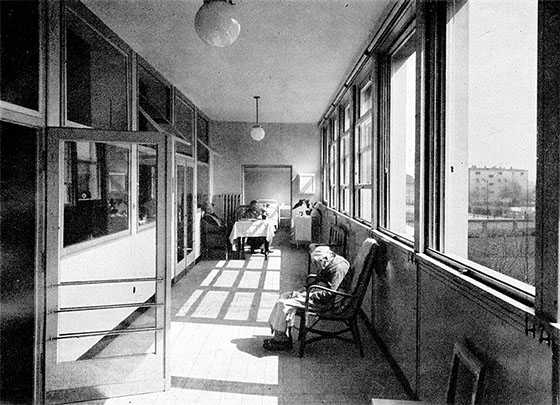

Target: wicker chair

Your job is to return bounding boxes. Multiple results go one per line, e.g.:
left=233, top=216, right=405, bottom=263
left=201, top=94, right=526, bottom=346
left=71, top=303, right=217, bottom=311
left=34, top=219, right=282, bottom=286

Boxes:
left=296, top=238, right=379, bottom=357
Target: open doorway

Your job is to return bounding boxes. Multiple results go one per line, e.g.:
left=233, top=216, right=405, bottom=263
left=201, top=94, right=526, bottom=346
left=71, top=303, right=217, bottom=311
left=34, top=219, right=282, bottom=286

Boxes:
left=242, top=165, right=292, bottom=228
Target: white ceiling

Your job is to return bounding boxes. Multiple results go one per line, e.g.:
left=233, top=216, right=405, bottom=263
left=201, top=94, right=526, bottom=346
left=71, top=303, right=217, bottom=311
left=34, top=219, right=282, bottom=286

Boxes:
left=82, top=0, right=393, bottom=124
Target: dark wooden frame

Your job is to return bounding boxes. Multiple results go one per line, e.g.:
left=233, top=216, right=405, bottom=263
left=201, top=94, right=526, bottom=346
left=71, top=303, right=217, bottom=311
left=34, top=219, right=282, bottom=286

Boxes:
left=446, top=343, right=485, bottom=405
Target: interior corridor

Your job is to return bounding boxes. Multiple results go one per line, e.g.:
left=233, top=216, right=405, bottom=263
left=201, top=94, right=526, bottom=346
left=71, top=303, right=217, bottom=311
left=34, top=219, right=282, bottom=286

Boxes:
left=82, top=230, right=410, bottom=404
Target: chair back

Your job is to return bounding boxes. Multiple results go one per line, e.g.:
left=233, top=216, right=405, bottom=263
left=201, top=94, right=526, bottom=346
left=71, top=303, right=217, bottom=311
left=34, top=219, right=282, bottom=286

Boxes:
left=233, top=205, right=249, bottom=222
left=328, top=225, right=348, bottom=257
left=338, top=238, right=378, bottom=313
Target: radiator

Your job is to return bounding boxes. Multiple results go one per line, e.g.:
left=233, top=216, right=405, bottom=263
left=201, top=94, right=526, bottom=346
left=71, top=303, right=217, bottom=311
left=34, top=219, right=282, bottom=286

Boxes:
left=213, top=194, right=242, bottom=225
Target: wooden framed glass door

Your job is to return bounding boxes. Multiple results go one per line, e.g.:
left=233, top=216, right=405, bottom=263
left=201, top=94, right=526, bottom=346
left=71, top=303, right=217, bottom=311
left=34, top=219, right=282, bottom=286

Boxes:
left=175, top=148, right=195, bottom=277
left=44, top=128, right=170, bottom=404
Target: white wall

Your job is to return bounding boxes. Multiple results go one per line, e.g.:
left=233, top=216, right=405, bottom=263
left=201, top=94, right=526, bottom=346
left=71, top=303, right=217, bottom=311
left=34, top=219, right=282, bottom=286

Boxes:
left=210, top=121, right=321, bottom=205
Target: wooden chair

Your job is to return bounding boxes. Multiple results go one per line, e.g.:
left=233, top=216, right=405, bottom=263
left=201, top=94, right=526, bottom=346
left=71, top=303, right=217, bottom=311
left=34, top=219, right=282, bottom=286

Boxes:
left=307, top=224, right=348, bottom=273
left=296, top=238, right=379, bottom=357
left=446, top=343, right=485, bottom=405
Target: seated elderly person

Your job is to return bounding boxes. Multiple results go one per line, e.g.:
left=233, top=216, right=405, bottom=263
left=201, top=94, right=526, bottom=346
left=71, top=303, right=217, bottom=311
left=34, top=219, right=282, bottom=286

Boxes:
left=201, top=201, right=223, bottom=227
left=263, top=248, right=350, bottom=351
left=242, top=200, right=269, bottom=254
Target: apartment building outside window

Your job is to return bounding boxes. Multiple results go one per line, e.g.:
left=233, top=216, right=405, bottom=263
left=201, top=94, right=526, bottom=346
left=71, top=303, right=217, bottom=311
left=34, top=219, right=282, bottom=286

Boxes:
left=440, top=0, right=537, bottom=287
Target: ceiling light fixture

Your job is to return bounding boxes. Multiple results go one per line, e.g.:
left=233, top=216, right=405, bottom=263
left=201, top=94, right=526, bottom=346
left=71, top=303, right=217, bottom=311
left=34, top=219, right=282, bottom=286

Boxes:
left=194, top=0, right=240, bottom=47
left=250, top=96, right=265, bottom=141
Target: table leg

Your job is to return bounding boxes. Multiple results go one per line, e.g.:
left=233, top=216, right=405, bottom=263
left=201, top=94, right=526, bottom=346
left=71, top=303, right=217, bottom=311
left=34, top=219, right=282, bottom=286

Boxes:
left=264, top=241, right=269, bottom=260
left=236, top=237, right=242, bottom=260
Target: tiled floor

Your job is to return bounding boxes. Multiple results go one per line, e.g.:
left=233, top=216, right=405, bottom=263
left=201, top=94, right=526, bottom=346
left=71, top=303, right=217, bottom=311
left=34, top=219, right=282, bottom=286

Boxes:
left=80, top=230, right=410, bottom=404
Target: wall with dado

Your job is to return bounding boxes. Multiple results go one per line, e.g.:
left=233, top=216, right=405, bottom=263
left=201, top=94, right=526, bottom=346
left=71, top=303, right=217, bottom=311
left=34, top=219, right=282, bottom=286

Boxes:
left=210, top=121, right=320, bottom=204
left=318, top=208, right=552, bottom=404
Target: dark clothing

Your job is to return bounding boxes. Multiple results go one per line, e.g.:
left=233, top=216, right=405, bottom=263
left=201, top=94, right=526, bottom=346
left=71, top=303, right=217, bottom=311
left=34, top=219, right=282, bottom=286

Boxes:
left=308, top=254, right=351, bottom=309
left=242, top=207, right=266, bottom=220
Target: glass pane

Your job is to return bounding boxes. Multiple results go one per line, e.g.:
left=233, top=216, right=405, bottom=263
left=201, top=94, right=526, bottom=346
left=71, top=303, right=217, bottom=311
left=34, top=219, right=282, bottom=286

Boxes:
left=360, top=82, right=372, bottom=117
left=138, top=145, right=157, bottom=226
left=66, top=10, right=128, bottom=129
left=177, top=165, right=186, bottom=263
left=138, top=65, right=171, bottom=128
left=197, top=163, right=209, bottom=208
left=0, top=1, right=39, bottom=110
left=63, top=141, right=130, bottom=247
left=175, top=97, right=194, bottom=156
left=356, top=119, right=372, bottom=184
left=388, top=33, right=416, bottom=240
left=176, top=162, right=194, bottom=261
left=358, top=188, right=372, bottom=222
left=344, top=104, right=351, bottom=132
left=443, top=0, right=537, bottom=285
left=186, top=165, right=194, bottom=252
left=197, top=115, right=210, bottom=163
left=341, top=189, right=350, bottom=212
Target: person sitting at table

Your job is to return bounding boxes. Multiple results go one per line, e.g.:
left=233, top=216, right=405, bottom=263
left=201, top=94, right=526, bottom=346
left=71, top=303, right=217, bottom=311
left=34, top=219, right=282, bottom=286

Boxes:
left=242, top=200, right=268, bottom=254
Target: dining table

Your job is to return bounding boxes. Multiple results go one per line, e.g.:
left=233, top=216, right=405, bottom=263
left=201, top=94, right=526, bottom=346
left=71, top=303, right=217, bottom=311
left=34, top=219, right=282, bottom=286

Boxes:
left=229, top=218, right=275, bottom=260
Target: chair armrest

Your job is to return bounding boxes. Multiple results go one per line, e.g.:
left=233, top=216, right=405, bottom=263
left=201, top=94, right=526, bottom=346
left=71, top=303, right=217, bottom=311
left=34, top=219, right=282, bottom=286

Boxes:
left=306, top=284, right=354, bottom=299
left=306, top=274, right=318, bottom=283
left=302, top=284, right=355, bottom=313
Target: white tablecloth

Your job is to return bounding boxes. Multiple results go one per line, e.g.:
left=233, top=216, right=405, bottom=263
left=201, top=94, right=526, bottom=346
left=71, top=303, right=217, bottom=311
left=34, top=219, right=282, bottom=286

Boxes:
left=229, top=219, right=275, bottom=246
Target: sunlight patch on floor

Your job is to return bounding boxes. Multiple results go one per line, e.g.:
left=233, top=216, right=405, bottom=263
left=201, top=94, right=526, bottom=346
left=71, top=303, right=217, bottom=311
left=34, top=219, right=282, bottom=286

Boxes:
left=225, top=292, right=255, bottom=320
left=214, top=270, right=239, bottom=287
left=263, top=271, right=280, bottom=290
left=191, top=291, right=229, bottom=318
left=238, top=271, right=262, bottom=289
left=257, top=292, right=278, bottom=323
left=225, top=260, right=245, bottom=268
left=175, top=289, right=203, bottom=317
left=200, top=269, right=219, bottom=286
left=171, top=322, right=278, bottom=386
left=246, top=257, right=265, bottom=269
left=266, top=257, right=281, bottom=270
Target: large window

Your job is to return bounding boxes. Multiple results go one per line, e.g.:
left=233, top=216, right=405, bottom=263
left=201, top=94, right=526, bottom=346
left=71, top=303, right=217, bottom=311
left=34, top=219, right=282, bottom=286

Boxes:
left=138, top=64, right=171, bottom=130
left=0, top=1, right=39, bottom=111
left=355, top=80, right=373, bottom=222
left=197, top=114, right=210, bottom=164
left=386, top=31, right=416, bottom=240
left=65, top=9, right=128, bottom=129
left=174, top=96, right=194, bottom=156
left=440, top=0, right=537, bottom=286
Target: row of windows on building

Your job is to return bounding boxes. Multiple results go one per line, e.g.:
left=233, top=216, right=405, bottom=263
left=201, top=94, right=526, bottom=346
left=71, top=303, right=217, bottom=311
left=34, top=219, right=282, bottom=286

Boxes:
left=321, top=0, right=537, bottom=289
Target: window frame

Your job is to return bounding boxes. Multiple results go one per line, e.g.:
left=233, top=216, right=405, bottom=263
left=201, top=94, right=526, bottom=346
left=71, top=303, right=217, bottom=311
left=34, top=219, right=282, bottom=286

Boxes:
left=328, top=115, right=340, bottom=210
left=63, top=5, right=131, bottom=130
left=419, top=0, right=539, bottom=306
left=339, top=97, right=354, bottom=216
left=377, top=22, right=417, bottom=245
left=354, top=76, right=373, bottom=224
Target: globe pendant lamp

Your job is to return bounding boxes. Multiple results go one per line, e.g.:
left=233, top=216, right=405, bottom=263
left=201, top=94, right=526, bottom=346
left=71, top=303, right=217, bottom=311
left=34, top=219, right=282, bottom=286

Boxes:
left=195, top=0, right=240, bottom=47
left=250, top=96, right=265, bottom=141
